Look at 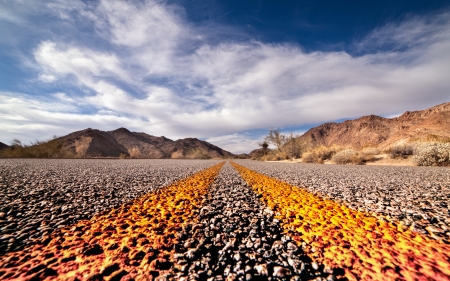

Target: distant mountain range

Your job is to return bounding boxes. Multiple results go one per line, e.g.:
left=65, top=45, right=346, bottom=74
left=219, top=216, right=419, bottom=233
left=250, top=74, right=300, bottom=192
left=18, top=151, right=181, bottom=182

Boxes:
left=0, top=128, right=235, bottom=159
left=297, top=102, right=450, bottom=149
left=64, top=127, right=235, bottom=158
left=2, top=102, right=449, bottom=158
left=0, top=142, right=8, bottom=150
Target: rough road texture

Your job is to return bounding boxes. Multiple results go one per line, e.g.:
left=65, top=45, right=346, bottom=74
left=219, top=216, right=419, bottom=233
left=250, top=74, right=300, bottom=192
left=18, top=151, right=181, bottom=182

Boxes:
left=0, top=163, right=223, bottom=281
left=232, top=162, right=450, bottom=281
left=171, top=163, right=335, bottom=281
left=1, top=159, right=449, bottom=280
left=235, top=160, right=450, bottom=241
left=0, top=159, right=220, bottom=255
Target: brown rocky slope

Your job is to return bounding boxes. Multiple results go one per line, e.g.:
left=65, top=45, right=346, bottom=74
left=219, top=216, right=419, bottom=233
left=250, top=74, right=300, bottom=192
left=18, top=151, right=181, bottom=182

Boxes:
left=59, top=127, right=234, bottom=158
left=297, top=102, right=450, bottom=149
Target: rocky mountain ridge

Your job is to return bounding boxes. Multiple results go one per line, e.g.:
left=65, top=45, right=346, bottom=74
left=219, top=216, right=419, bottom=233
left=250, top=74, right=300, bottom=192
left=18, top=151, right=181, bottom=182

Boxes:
left=60, top=127, right=235, bottom=158
left=297, top=102, right=450, bottom=149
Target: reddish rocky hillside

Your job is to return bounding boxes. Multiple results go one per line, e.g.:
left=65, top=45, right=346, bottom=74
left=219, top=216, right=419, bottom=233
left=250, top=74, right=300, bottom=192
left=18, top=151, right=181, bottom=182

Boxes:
left=297, top=102, right=450, bottom=149
left=59, top=127, right=234, bottom=158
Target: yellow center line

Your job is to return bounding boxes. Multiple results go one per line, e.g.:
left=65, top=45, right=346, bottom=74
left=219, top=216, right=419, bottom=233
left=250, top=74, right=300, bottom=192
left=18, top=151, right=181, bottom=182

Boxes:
left=0, top=162, right=224, bottom=281
left=231, top=161, right=450, bottom=281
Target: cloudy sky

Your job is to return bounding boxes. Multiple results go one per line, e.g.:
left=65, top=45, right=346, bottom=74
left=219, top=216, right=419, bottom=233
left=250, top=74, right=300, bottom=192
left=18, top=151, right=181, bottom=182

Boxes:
left=1, top=0, right=450, bottom=153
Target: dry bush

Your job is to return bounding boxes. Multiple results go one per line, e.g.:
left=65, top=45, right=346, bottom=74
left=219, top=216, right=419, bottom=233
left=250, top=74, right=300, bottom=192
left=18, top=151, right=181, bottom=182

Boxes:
left=332, top=149, right=365, bottom=165
left=75, top=137, right=92, bottom=157
left=388, top=144, right=414, bottom=159
left=361, top=147, right=380, bottom=156
left=252, top=149, right=269, bottom=159
left=186, top=148, right=212, bottom=159
left=256, top=148, right=292, bottom=161
left=0, top=136, right=71, bottom=158
left=119, top=153, right=127, bottom=159
left=412, top=143, right=450, bottom=166
left=302, top=152, right=324, bottom=164
left=301, top=146, right=343, bottom=164
left=315, top=146, right=342, bottom=160
left=171, top=150, right=185, bottom=159
left=283, top=133, right=303, bottom=159
left=423, top=134, right=450, bottom=143
left=128, top=147, right=142, bottom=158
left=258, top=150, right=284, bottom=161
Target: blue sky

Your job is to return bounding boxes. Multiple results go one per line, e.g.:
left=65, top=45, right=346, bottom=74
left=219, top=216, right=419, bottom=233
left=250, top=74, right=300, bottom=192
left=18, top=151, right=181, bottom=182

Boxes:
left=1, top=0, right=450, bottom=153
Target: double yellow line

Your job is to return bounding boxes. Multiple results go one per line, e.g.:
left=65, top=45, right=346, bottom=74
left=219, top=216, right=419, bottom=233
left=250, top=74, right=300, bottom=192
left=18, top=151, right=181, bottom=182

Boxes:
left=2, top=161, right=449, bottom=281
left=231, top=161, right=450, bottom=281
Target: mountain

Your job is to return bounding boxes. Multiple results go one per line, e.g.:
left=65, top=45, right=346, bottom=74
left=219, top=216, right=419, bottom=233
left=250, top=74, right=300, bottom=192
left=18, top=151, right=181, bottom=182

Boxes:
left=297, top=102, right=450, bottom=149
left=0, top=142, right=9, bottom=150
left=58, top=127, right=234, bottom=158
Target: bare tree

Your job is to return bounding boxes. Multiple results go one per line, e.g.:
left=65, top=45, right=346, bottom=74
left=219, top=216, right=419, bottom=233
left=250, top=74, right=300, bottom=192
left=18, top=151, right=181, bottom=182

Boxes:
left=11, top=139, right=22, bottom=147
left=284, top=133, right=303, bottom=159
left=264, top=128, right=286, bottom=152
left=258, top=141, right=269, bottom=155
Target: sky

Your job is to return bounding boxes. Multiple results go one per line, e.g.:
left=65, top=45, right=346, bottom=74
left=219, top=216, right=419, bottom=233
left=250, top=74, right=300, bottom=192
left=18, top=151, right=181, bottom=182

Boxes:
left=1, top=0, right=450, bottom=154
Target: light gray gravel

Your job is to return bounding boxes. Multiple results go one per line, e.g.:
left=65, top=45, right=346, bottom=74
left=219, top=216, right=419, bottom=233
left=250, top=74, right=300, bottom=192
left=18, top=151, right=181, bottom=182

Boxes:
left=234, top=160, right=450, bottom=241
left=170, top=163, right=339, bottom=281
left=0, top=159, right=220, bottom=255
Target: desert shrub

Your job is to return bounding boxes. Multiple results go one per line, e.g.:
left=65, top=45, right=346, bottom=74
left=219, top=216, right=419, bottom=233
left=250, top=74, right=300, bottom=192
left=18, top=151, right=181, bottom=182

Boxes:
left=75, top=137, right=92, bottom=157
left=302, top=152, right=323, bottom=164
left=388, top=144, right=414, bottom=159
left=412, top=143, right=450, bottom=166
left=283, top=134, right=303, bottom=159
left=361, top=147, right=380, bottom=156
left=119, top=153, right=127, bottom=159
left=128, top=147, right=142, bottom=158
left=301, top=146, right=343, bottom=163
left=252, top=148, right=268, bottom=159
left=332, top=149, right=365, bottom=164
left=0, top=137, right=72, bottom=158
left=187, top=148, right=212, bottom=159
left=424, top=134, right=450, bottom=143
left=316, top=146, right=338, bottom=160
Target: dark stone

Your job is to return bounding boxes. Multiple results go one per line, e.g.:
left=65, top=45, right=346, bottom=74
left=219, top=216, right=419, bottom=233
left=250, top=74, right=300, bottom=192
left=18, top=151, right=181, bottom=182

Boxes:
left=83, top=244, right=104, bottom=256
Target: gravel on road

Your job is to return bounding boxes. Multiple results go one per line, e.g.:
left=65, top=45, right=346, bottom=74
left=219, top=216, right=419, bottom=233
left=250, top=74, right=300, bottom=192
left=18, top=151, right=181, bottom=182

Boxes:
left=234, top=160, right=450, bottom=241
left=0, top=163, right=224, bottom=281
left=1, top=159, right=449, bottom=280
left=171, top=163, right=336, bottom=281
left=232, top=162, right=450, bottom=281
left=0, top=159, right=221, bottom=255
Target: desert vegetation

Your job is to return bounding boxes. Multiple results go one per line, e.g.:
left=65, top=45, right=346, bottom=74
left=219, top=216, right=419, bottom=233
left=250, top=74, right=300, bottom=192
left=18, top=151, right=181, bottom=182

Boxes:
left=387, top=144, right=414, bottom=159
left=127, top=147, right=142, bottom=158
left=253, top=130, right=450, bottom=166
left=74, top=136, right=92, bottom=157
left=0, top=137, right=75, bottom=158
left=412, top=142, right=450, bottom=166
left=254, top=129, right=303, bottom=161
left=185, top=148, right=212, bottom=159
left=302, top=146, right=342, bottom=164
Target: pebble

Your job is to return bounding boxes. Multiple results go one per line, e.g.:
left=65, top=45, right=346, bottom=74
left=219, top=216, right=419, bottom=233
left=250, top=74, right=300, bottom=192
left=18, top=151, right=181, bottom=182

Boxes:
left=170, top=163, right=337, bottom=280
left=0, top=159, right=221, bottom=254
left=236, top=160, right=450, bottom=241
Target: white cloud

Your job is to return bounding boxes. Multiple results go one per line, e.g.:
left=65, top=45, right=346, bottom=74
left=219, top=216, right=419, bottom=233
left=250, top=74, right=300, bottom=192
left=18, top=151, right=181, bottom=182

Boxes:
left=38, top=74, right=57, bottom=83
left=356, top=12, right=450, bottom=53
left=205, top=133, right=262, bottom=154
left=97, top=0, right=185, bottom=48
left=34, top=41, right=127, bottom=83
left=52, top=92, right=74, bottom=102
left=1, top=0, right=450, bottom=153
